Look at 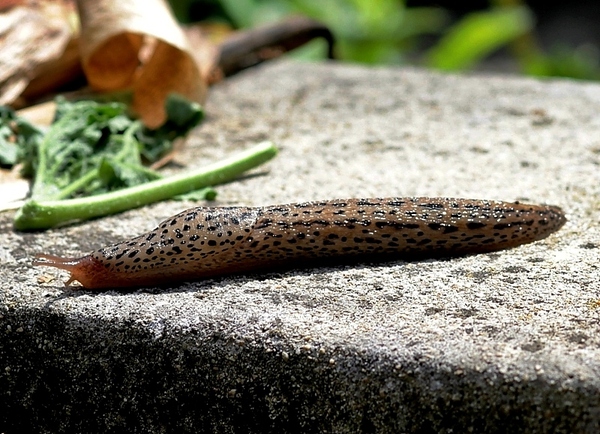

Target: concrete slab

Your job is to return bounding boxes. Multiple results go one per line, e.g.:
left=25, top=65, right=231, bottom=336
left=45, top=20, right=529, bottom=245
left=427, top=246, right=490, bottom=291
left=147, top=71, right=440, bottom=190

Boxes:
left=1, top=61, right=599, bottom=433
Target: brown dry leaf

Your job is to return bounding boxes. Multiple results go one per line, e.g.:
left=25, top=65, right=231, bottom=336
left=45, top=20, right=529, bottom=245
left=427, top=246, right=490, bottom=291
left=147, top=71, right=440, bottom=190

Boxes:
left=76, top=0, right=209, bottom=128
left=0, top=4, right=74, bottom=107
left=184, top=24, right=225, bottom=85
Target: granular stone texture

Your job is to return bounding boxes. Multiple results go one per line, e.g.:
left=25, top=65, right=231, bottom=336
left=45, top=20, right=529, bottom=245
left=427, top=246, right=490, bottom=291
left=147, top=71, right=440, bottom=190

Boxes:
left=1, top=62, right=599, bottom=433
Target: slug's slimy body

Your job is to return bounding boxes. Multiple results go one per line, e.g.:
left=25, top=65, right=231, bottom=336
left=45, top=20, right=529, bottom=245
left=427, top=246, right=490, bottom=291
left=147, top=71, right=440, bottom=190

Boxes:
left=34, top=197, right=566, bottom=289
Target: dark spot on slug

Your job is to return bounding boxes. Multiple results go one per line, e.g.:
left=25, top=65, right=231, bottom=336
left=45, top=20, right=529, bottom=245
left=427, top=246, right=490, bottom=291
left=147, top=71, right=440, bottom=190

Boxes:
left=419, top=202, right=444, bottom=209
left=467, top=222, right=486, bottom=229
left=356, top=199, right=379, bottom=206
left=387, top=200, right=405, bottom=207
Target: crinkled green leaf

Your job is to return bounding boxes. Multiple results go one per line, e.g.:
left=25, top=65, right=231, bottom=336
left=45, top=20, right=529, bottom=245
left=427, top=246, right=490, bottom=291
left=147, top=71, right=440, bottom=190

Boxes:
left=21, top=94, right=203, bottom=201
left=136, top=94, right=204, bottom=162
left=97, top=158, right=161, bottom=193
left=0, top=135, right=18, bottom=166
left=0, top=106, right=43, bottom=168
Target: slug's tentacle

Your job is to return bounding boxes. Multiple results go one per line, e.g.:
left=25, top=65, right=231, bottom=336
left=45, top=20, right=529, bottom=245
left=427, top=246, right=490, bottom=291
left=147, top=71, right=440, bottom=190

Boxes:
left=33, top=198, right=567, bottom=289
left=33, top=254, right=109, bottom=287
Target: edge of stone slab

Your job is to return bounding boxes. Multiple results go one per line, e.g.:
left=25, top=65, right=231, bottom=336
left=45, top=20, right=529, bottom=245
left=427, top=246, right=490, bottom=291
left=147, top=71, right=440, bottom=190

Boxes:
left=1, top=302, right=599, bottom=433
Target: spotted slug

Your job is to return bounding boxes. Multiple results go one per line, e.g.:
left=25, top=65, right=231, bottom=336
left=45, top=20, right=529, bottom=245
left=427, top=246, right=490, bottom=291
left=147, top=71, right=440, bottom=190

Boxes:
left=33, top=197, right=566, bottom=289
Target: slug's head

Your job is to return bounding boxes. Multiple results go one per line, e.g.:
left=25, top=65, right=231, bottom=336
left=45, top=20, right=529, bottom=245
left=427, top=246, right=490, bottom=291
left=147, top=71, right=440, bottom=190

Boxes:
left=33, top=253, right=109, bottom=289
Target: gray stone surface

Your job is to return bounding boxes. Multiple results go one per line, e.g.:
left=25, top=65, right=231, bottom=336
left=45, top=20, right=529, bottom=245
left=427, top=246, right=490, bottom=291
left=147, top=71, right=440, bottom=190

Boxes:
left=1, top=61, right=599, bottom=433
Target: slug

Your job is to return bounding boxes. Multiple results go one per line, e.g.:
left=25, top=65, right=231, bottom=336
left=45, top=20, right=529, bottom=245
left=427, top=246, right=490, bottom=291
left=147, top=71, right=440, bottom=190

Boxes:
left=33, top=197, right=566, bottom=289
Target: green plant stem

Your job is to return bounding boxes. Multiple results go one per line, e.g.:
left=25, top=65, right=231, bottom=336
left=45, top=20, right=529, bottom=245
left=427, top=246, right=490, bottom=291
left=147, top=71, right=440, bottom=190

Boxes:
left=54, top=166, right=100, bottom=200
left=14, top=141, right=278, bottom=230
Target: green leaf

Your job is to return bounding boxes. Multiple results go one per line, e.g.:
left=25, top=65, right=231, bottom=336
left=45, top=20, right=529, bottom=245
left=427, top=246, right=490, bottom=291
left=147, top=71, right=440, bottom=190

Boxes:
left=97, top=158, right=162, bottom=192
left=397, top=7, right=449, bottom=40
left=426, top=6, right=534, bottom=71
left=0, top=135, right=18, bottom=166
left=136, top=94, right=204, bottom=162
left=522, top=45, right=600, bottom=80
left=22, top=95, right=203, bottom=202
left=174, top=186, right=218, bottom=201
left=0, top=105, right=43, bottom=168
left=164, top=93, right=204, bottom=129
left=218, top=0, right=299, bottom=28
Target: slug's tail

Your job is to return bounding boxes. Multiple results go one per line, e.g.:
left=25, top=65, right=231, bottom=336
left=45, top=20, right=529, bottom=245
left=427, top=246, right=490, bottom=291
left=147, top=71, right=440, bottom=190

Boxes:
left=33, top=253, right=105, bottom=288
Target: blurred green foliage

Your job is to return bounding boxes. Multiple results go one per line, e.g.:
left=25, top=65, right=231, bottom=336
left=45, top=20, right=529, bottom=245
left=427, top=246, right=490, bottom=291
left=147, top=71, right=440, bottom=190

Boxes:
left=425, top=6, right=533, bottom=70
left=170, top=0, right=600, bottom=81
